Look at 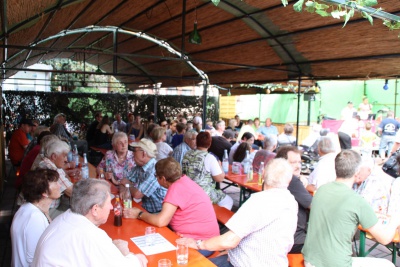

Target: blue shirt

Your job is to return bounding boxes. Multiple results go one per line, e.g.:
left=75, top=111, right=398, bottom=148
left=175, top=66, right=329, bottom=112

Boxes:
left=257, top=125, right=278, bottom=136
left=171, top=134, right=184, bottom=149
left=127, top=158, right=167, bottom=213
left=172, top=142, right=191, bottom=165
left=379, top=118, right=400, bottom=136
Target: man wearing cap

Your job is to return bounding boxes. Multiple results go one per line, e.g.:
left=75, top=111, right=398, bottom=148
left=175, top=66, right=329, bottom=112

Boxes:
left=341, top=101, right=357, bottom=121
left=208, top=130, right=234, bottom=162
left=8, top=118, right=34, bottom=165
left=124, top=139, right=167, bottom=213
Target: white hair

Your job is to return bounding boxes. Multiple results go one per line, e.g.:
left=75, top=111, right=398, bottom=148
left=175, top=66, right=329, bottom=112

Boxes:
left=264, top=158, right=293, bottom=188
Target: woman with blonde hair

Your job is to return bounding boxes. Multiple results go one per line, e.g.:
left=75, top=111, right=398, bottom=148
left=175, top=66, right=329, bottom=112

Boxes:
left=151, top=126, right=173, bottom=161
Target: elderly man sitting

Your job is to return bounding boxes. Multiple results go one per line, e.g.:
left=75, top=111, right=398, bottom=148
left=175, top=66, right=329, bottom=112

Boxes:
left=172, top=130, right=198, bottom=165
left=306, top=136, right=338, bottom=193
left=32, top=138, right=79, bottom=219
left=122, top=139, right=167, bottom=213
left=32, top=179, right=147, bottom=266
left=185, top=158, right=298, bottom=267
left=50, top=113, right=88, bottom=155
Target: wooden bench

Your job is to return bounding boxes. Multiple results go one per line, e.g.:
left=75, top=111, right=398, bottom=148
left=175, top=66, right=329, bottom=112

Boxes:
left=213, top=204, right=234, bottom=225
left=288, top=253, right=305, bottom=267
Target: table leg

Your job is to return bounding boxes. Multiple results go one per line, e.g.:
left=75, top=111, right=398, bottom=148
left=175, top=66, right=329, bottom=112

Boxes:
left=239, top=187, right=244, bottom=207
left=359, top=230, right=366, bottom=257
left=391, top=243, right=396, bottom=264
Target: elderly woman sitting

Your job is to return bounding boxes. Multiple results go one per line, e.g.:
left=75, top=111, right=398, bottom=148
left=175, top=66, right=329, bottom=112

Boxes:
left=124, top=157, right=219, bottom=257
left=182, top=131, right=233, bottom=210
left=11, top=169, right=61, bottom=267
left=32, top=139, right=73, bottom=219
left=151, top=127, right=173, bottom=161
left=97, top=132, right=135, bottom=185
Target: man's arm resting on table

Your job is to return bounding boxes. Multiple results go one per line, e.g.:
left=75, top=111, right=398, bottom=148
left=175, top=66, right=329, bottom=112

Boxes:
left=191, top=230, right=241, bottom=252
left=367, top=217, right=400, bottom=245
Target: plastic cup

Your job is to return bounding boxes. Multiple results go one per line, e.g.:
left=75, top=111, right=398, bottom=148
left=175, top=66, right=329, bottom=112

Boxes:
left=176, top=238, right=188, bottom=265
left=158, top=259, right=172, bottom=267
left=145, top=226, right=156, bottom=246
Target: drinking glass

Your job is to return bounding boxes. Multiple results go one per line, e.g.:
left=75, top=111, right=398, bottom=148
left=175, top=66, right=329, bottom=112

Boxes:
left=99, top=168, right=105, bottom=179
left=176, top=238, right=188, bottom=265
left=105, top=165, right=113, bottom=180
left=158, top=259, right=172, bottom=267
left=145, top=226, right=156, bottom=246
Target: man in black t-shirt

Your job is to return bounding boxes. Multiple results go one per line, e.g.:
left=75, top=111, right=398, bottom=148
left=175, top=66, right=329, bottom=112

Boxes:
left=208, top=130, right=235, bottom=161
left=86, top=111, right=102, bottom=146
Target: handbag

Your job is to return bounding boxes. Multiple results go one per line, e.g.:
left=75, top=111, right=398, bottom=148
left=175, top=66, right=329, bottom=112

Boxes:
left=382, top=150, right=400, bottom=178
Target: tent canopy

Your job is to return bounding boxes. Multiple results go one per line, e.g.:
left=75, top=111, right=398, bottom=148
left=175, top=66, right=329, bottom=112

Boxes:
left=1, top=0, right=400, bottom=95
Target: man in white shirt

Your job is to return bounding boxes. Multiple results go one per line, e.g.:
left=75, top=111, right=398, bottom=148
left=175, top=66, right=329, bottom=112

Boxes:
left=306, top=136, right=337, bottom=193
left=32, top=179, right=147, bottom=267
left=185, top=158, right=298, bottom=267
left=341, top=101, right=357, bottom=120
left=213, top=120, right=226, bottom=136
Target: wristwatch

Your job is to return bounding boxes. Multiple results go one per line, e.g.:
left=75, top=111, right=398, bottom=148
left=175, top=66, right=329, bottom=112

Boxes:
left=137, top=211, right=144, bottom=219
left=196, top=240, right=203, bottom=250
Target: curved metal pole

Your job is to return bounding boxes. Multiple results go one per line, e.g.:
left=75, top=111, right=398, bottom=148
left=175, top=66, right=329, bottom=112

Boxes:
left=7, top=26, right=209, bottom=85
left=202, top=82, right=208, bottom=129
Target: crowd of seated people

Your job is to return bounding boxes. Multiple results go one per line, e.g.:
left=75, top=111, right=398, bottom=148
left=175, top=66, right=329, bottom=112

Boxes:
left=11, top=109, right=400, bottom=267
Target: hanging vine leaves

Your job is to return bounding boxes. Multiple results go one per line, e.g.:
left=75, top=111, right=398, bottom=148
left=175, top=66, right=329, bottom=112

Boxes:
left=283, top=0, right=400, bottom=34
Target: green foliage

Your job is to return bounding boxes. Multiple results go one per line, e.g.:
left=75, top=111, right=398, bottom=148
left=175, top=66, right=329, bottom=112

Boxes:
left=284, top=0, right=400, bottom=33
left=2, top=91, right=219, bottom=136
left=43, top=59, right=126, bottom=93
left=384, top=19, right=400, bottom=30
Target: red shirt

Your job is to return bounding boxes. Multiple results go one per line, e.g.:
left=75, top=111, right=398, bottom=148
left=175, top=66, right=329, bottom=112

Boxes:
left=17, top=145, right=41, bottom=188
left=8, top=128, right=30, bottom=165
left=164, top=175, right=219, bottom=240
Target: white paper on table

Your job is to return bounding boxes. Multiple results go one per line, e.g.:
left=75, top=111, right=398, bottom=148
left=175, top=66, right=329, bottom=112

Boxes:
left=131, top=233, right=176, bottom=255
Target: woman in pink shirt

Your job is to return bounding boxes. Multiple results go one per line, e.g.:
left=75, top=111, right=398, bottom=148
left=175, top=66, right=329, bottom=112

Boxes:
left=124, top=157, right=219, bottom=257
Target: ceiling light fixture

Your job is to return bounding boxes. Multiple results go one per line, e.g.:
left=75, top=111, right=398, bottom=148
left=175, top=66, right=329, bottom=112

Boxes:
left=189, top=2, right=202, bottom=44
left=383, top=79, right=389, bottom=90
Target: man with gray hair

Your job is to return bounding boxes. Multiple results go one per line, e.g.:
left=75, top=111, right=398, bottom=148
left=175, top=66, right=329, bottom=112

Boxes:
left=303, top=150, right=399, bottom=267
left=214, top=120, right=226, bottom=136
left=123, top=139, right=167, bottom=213
left=306, top=136, right=337, bottom=193
left=32, top=179, right=147, bottom=266
left=252, top=134, right=277, bottom=173
left=50, top=113, right=88, bottom=155
left=185, top=158, right=298, bottom=267
left=172, top=130, right=198, bottom=165
left=378, top=110, right=400, bottom=159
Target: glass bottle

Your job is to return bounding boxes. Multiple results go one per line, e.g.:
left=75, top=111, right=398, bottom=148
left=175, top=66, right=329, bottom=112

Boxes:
left=122, top=184, right=132, bottom=209
left=114, top=195, right=123, bottom=227
left=222, top=149, right=229, bottom=173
